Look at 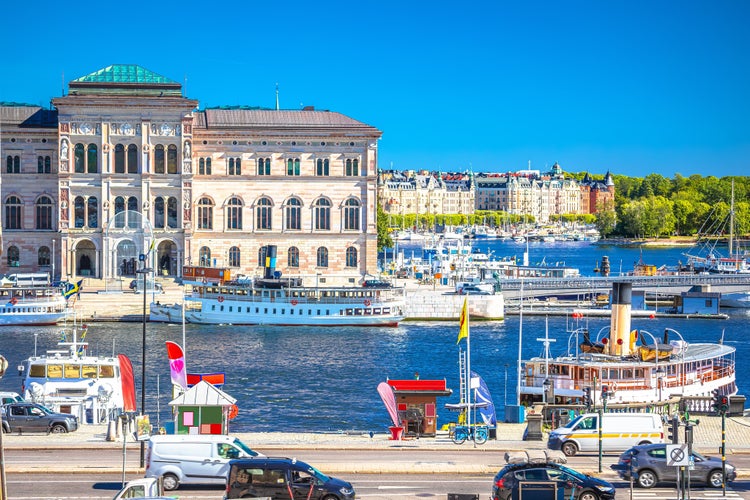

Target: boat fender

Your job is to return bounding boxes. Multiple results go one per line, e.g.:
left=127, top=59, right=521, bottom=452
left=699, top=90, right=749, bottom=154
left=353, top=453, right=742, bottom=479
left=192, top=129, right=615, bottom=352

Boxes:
left=364, top=299, right=371, bottom=307
left=291, top=299, right=298, bottom=306
left=217, top=296, right=224, bottom=303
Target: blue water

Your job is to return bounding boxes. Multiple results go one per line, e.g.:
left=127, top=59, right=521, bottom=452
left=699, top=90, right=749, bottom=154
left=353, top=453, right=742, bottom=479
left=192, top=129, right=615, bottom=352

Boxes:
left=0, top=242, right=746, bottom=434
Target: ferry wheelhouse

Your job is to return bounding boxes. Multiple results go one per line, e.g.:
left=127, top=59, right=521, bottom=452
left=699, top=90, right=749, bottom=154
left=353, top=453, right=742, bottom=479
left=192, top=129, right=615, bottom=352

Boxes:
left=18, top=323, right=135, bottom=424
left=520, top=282, right=737, bottom=407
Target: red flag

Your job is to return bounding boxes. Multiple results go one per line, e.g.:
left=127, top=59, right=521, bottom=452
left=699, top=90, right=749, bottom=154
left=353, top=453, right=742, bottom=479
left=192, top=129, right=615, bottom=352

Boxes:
left=118, top=354, right=137, bottom=412
left=165, top=341, right=188, bottom=389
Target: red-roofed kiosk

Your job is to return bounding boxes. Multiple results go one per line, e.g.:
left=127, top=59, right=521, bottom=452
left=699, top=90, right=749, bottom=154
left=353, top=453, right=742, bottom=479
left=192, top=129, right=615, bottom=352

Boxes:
left=387, top=379, right=452, bottom=437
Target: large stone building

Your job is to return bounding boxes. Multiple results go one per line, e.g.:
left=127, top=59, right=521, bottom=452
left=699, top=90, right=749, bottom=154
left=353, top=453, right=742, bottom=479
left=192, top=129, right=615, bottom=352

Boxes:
left=0, top=65, right=381, bottom=286
left=379, top=163, right=614, bottom=223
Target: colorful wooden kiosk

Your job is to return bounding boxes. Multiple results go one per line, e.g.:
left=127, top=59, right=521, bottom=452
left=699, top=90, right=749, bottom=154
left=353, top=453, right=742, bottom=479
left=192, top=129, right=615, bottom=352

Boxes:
left=386, top=379, right=452, bottom=437
left=169, top=380, right=237, bottom=434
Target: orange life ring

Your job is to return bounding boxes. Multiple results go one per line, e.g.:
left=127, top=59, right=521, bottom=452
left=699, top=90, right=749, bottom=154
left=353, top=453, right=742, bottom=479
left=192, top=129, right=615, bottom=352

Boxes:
left=217, top=296, right=224, bottom=303
left=291, top=299, right=298, bottom=306
left=364, top=299, right=371, bottom=307
left=228, top=404, right=239, bottom=420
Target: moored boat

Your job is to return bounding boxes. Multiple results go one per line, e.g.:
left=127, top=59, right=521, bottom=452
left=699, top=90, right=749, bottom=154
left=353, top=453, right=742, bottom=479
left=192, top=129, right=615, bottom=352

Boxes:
left=153, top=245, right=406, bottom=327
left=0, top=273, right=71, bottom=326
left=520, top=281, right=737, bottom=406
left=18, top=321, right=135, bottom=424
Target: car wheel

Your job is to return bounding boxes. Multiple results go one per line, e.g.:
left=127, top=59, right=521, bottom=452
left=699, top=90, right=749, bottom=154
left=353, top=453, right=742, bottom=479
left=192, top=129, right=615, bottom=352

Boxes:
left=637, top=440, right=652, bottom=445
left=50, top=424, right=68, bottom=433
left=578, top=492, right=599, bottom=500
left=561, top=441, right=578, bottom=457
left=162, top=473, right=180, bottom=491
left=707, top=470, right=724, bottom=488
left=321, top=495, right=340, bottom=500
left=637, top=469, right=657, bottom=488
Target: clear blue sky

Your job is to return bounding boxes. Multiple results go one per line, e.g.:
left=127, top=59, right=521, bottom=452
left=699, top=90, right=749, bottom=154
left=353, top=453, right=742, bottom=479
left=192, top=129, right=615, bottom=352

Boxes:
left=2, top=1, right=748, bottom=179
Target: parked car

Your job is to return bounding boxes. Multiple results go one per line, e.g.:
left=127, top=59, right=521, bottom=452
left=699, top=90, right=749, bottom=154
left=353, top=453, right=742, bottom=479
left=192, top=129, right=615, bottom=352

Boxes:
left=492, top=461, right=615, bottom=500
left=226, top=457, right=355, bottom=500
left=129, top=279, right=163, bottom=294
left=1, top=402, right=78, bottom=433
left=112, top=477, right=164, bottom=500
left=611, top=443, right=737, bottom=488
left=0, top=392, right=24, bottom=405
left=395, top=269, right=409, bottom=279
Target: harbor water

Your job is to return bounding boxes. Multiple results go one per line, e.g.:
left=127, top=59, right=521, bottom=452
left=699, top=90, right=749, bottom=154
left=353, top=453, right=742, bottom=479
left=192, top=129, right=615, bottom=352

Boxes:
left=0, top=241, right=747, bottom=434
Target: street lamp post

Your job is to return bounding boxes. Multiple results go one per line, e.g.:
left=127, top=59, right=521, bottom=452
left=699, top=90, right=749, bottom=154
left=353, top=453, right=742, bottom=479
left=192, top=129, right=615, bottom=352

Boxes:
left=136, top=265, right=152, bottom=467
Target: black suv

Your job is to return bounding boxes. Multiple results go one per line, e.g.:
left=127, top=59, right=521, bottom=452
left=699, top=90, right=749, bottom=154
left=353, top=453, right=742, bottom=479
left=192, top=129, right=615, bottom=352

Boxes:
left=612, top=443, right=737, bottom=488
left=492, top=461, right=615, bottom=500
left=1, top=402, right=78, bottom=433
left=226, top=457, right=355, bottom=500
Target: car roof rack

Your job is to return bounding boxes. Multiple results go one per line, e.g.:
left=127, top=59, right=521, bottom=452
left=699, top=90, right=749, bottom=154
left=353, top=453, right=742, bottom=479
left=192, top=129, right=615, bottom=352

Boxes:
left=504, top=450, right=567, bottom=465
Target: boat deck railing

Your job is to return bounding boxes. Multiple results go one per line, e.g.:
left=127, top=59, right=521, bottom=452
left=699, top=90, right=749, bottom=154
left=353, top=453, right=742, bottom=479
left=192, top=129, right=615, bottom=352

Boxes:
left=501, top=273, right=750, bottom=291
left=186, top=286, right=405, bottom=305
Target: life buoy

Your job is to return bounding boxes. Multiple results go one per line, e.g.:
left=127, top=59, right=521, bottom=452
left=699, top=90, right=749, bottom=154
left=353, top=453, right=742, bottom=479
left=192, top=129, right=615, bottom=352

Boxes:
left=291, top=299, right=298, bottom=306
left=364, top=299, right=371, bottom=307
left=228, top=404, right=239, bottom=420
left=217, top=296, right=224, bottom=303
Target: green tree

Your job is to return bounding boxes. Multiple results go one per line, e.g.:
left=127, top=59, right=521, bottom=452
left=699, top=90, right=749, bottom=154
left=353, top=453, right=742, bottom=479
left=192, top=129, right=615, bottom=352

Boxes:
left=594, top=199, right=616, bottom=237
left=376, top=203, right=393, bottom=252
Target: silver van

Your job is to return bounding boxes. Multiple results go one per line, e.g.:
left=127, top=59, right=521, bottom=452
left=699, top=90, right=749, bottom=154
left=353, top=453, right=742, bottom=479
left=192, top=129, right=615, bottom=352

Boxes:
left=145, top=434, right=264, bottom=490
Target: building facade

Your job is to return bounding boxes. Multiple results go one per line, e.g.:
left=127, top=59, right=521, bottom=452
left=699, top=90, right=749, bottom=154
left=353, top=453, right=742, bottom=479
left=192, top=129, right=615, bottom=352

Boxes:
left=380, top=163, right=614, bottom=223
left=0, top=65, right=381, bottom=286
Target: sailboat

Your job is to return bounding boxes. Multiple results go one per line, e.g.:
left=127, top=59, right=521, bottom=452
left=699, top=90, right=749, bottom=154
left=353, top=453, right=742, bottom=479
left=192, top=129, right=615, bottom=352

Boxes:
left=683, top=180, right=750, bottom=274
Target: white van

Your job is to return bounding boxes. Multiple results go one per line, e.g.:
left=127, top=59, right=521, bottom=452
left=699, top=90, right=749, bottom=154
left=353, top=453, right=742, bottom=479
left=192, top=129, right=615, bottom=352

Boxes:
left=547, top=412, right=664, bottom=456
left=145, top=434, right=264, bottom=490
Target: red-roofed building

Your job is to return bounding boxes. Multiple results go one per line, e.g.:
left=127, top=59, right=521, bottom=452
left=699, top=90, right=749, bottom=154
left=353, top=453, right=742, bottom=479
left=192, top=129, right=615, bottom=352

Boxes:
left=387, top=379, right=452, bottom=437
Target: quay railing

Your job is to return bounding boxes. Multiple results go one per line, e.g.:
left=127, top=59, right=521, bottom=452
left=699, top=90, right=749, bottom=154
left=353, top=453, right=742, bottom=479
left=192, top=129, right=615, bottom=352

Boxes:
left=500, top=273, right=750, bottom=293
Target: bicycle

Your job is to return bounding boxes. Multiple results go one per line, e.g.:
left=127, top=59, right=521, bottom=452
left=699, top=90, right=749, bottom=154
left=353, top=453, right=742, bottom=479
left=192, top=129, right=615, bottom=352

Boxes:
left=451, top=424, right=488, bottom=445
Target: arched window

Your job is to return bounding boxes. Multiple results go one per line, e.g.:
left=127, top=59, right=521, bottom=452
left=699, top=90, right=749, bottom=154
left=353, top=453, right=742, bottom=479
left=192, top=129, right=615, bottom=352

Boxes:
left=87, top=144, right=98, bottom=173
left=285, top=197, right=302, bottom=230
left=38, top=246, right=51, bottom=266
left=316, top=247, right=328, bottom=268
left=74, top=144, right=85, bottom=173
left=37, top=156, right=51, bottom=173
left=114, top=196, right=126, bottom=228
left=167, top=144, right=178, bottom=174
left=229, top=158, right=242, bottom=175
left=345, top=158, right=359, bottom=176
left=114, top=144, right=125, bottom=173
left=154, top=198, right=166, bottom=228
left=256, top=197, right=272, bottom=230
left=127, top=144, right=138, bottom=173
left=226, top=197, right=243, bottom=230
left=288, top=246, right=299, bottom=268
left=7, top=246, right=19, bottom=267
left=197, top=197, right=214, bottom=229
left=127, top=197, right=139, bottom=228
left=314, top=198, right=331, bottom=230
left=4, top=196, right=22, bottom=229
left=228, top=246, right=241, bottom=267
left=74, top=196, right=86, bottom=228
left=6, top=155, right=20, bottom=173
left=199, top=246, right=211, bottom=267
left=154, top=145, right=165, bottom=174
left=198, top=157, right=212, bottom=175
left=257, top=246, right=267, bottom=267
left=343, top=198, right=361, bottom=231
left=316, top=158, right=329, bottom=176
left=346, top=246, right=358, bottom=268
left=35, top=196, right=53, bottom=230
left=87, top=197, right=98, bottom=228
left=257, top=157, right=270, bottom=175
left=286, top=158, right=300, bottom=176
left=167, top=196, right=178, bottom=228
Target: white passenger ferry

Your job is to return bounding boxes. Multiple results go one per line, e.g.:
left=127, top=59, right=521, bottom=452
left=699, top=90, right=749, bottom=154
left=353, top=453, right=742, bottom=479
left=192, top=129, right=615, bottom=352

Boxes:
left=0, top=273, right=69, bottom=326
left=151, top=246, right=405, bottom=327
left=18, top=322, right=135, bottom=424
left=520, top=282, right=737, bottom=406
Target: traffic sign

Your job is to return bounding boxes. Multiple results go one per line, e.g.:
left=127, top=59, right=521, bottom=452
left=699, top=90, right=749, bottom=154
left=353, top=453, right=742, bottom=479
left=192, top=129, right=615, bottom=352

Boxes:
left=666, top=444, right=689, bottom=466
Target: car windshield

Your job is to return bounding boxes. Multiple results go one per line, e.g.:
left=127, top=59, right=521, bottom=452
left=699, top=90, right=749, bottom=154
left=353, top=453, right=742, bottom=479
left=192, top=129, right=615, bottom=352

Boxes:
left=304, top=464, right=330, bottom=482
left=556, top=465, right=587, bottom=481
left=566, top=415, right=584, bottom=429
left=232, top=438, right=260, bottom=457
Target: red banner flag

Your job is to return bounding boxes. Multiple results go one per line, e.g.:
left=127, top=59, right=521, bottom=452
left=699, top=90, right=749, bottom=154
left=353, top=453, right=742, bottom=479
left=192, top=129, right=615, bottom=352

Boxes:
left=118, top=354, right=137, bottom=413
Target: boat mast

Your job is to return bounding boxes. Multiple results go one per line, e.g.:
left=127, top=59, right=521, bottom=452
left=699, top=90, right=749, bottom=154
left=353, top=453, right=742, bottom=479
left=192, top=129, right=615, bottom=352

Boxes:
left=729, top=179, right=735, bottom=257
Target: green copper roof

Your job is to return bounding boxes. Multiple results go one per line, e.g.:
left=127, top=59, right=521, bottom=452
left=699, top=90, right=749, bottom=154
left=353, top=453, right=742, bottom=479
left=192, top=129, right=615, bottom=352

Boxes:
left=73, top=64, right=178, bottom=85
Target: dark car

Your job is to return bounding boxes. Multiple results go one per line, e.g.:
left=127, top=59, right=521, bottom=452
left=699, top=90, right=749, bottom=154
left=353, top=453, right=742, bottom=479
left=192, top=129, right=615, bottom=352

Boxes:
left=226, top=457, right=355, bottom=500
left=492, top=461, right=615, bottom=500
left=362, top=279, right=392, bottom=288
left=1, top=402, right=78, bottom=433
left=612, top=443, right=736, bottom=488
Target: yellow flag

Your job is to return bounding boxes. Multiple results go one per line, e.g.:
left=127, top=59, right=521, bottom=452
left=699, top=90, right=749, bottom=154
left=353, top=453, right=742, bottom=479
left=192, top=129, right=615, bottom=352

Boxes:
left=149, top=238, right=155, bottom=254
left=457, top=297, right=469, bottom=344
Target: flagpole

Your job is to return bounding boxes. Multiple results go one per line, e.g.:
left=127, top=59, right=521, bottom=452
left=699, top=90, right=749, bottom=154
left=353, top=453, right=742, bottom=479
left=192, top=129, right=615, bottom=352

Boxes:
left=466, top=300, right=472, bottom=443
left=516, top=277, right=524, bottom=407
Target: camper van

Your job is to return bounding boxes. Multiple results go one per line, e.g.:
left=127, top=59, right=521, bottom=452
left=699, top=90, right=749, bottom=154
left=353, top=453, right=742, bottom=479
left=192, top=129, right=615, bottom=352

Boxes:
left=145, top=434, right=264, bottom=490
left=548, top=412, right=664, bottom=456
